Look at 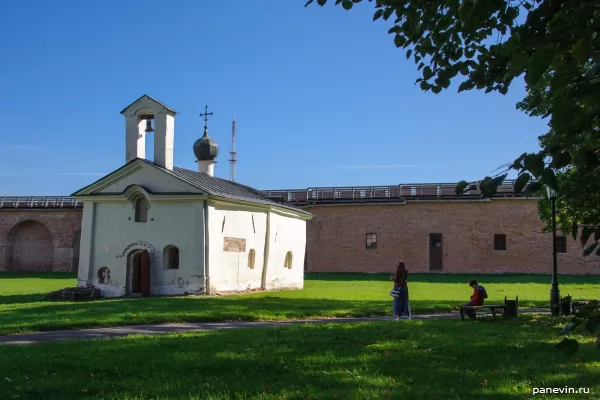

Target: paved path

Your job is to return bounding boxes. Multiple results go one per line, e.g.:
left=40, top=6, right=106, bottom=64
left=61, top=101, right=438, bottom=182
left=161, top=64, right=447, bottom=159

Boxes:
left=0, top=308, right=550, bottom=346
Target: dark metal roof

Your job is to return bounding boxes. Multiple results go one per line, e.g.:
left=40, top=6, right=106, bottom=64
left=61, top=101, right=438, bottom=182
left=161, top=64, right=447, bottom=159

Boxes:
left=139, top=159, right=312, bottom=216
left=120, top=95, right=177, bottom=115
left=70, top=158, right=311, bottom=215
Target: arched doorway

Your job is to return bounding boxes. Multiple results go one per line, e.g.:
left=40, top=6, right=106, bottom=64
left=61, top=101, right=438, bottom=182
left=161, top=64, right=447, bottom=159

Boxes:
left=126, top=250, right=150, bottom=296
left=8, top=220, right=54, bottom=272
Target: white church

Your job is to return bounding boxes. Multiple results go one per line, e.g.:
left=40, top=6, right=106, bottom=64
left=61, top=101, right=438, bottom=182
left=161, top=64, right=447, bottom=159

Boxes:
left=73, top=95, right=312, bottom=297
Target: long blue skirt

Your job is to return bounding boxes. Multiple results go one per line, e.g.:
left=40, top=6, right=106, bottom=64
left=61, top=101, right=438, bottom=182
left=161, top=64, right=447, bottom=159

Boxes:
left=393, top=286, right=411, bottom=317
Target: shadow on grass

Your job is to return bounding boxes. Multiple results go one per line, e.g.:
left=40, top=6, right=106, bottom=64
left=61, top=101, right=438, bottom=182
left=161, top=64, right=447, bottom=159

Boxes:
left=306, top=272, right=600, bottom=284
left=0, top=294, right=61, bottom=305
left=1, top=272, right=597, bottom=336
left=0, top=318, right=597, bottom=399
left=0, top=272, right=76, bottom=280
left=3, top=271, right=598, bottom=285
left=0, top=296, right=464, bottom=335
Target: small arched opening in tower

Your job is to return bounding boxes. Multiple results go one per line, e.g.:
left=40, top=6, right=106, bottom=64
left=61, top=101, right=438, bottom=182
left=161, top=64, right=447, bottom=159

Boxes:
left=141, top=113, right=155, bottom=163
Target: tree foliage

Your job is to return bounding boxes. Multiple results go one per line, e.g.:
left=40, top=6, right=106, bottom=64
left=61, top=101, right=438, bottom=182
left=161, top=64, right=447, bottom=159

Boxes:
left=517, top=68, right=600, bottom=258
left=305, top=0, right=600, bottom=353
left=305, top=0, right=600, bottom=251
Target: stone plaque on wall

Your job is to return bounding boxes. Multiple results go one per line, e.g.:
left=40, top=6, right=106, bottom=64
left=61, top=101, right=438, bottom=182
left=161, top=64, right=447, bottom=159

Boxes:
left=223, top=237, right=246, bottom=252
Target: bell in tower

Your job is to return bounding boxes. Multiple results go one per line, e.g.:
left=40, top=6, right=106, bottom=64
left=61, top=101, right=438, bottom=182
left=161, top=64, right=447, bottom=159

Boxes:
left=143, top=115, right=154, bottom=133
left=121, top=95, right=177, bottom=170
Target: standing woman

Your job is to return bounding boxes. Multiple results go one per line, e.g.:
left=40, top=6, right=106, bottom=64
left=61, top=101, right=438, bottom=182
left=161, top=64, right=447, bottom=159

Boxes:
left=392, top=261, right=412, bottom=320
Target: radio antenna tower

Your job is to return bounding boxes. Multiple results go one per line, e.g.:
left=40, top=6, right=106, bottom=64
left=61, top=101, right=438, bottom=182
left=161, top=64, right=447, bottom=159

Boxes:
left=229, top=112, right=237, bottom=182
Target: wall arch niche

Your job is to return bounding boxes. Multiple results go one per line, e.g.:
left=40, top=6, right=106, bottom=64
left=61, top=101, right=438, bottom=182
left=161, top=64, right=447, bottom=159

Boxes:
left=284, top=251, right=293, bottom=269
left=247, top=249, right=256, bottom=269
left=7, top=220, right=54, bottom=272
left=133, top=195, right=150, bottom=222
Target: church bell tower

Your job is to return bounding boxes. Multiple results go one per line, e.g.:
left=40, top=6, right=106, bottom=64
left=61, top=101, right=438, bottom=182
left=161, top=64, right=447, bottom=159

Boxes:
left=120, top=95, right=177, bottom=170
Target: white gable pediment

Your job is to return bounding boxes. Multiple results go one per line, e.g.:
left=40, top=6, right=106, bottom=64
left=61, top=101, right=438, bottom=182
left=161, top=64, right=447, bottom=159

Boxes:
left=74, top=160, right=204, bottom=196
left=120, top=95, right=177, bottom=117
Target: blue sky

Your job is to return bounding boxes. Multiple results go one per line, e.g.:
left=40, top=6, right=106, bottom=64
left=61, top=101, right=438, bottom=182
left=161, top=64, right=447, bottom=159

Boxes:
left=0, top=1, right=548, bottom=196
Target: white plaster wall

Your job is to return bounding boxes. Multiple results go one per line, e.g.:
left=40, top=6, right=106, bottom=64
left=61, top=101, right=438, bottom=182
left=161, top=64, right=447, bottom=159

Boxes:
left=77, top=202, right=96, bottom=287
left=125, top=116, right=147, bottom=163
left=207, top=204, right=267, bottom=292
left=153, top=113, right=175, bottom=170
left=87, top=200, right=205, bottom=297
left=265, top=212, right=306, bottom=290
left=99, top=165, right=202, bottom=194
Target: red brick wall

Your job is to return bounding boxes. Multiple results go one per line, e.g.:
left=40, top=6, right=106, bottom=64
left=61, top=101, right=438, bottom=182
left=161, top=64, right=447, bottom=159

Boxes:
left=0, top=210, right=82, bottom=272
left=2, top=199, right=599, bottom=275
left=305, top=199, right=600, bottom=275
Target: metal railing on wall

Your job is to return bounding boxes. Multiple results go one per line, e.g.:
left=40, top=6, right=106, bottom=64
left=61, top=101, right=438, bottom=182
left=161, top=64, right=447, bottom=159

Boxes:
left=0, top=180, right=535, bottom=209
left=0, top=197, right=83, bottom=209
left=262, top=180, right=533, bottom=205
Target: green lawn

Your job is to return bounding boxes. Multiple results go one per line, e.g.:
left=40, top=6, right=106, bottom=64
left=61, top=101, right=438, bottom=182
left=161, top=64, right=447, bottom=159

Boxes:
left=0, top=315, right=598, bottom=399
left=0, top=272, right=598, bottom=336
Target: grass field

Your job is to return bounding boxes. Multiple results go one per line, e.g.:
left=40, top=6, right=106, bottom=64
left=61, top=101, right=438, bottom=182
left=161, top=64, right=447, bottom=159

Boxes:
left=0, top=315, right=598, bottom=399
left=0, top=272, right=598, bottom=336
left=0, top=273, right=599, bottom=399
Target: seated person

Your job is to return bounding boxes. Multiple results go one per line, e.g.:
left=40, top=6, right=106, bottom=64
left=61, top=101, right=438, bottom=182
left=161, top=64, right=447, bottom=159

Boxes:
left=463, top=280, right=487, bottom=319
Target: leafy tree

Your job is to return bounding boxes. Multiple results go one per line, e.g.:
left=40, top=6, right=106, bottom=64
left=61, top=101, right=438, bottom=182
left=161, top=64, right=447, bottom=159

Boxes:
left=305, top=0, right=600, bottom=248
left=516, top=67, right=600, bottom=258
left=305, top=0, right=600, bottom=352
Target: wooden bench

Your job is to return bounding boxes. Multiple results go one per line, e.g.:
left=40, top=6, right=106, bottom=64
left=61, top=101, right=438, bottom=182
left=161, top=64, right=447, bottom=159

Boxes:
left=460, top=296, right=519, bottom=320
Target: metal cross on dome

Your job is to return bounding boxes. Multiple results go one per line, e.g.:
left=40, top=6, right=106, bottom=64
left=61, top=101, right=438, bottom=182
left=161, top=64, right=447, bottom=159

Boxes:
left=199, top=105, right=214, bottom=128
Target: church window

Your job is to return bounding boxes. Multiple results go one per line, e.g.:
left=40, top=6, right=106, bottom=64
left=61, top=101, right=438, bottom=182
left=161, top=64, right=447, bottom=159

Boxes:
left=164, top=245, right=180, bottom=269
left=248, top=249, right=256, bottom=269
left=284, top=251, right=293, bottom=269
left=366, top=233, right=377, bottom=249
left=134, top=197, right=149, bottom=222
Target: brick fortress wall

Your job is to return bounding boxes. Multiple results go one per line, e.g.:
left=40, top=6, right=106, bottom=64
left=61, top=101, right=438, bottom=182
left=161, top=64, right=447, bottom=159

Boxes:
left=304, top=199, right=600, bottom=275
left=2, top=198, right=598, bottom=275
left=0, top=209, right=82, bottom=272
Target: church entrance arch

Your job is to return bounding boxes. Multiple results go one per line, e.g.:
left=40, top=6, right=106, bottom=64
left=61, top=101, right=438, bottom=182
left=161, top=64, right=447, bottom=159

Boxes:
left=126, top=249, right=150, bottom=296
left=7, top=220, right=54, bottom=272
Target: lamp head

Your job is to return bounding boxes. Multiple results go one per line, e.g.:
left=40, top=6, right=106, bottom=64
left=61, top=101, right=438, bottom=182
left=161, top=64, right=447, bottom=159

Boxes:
left=546, top=185, right=558, bottom=200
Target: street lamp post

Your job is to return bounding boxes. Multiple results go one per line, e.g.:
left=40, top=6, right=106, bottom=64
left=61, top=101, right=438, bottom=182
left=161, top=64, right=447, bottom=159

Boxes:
left=546, top=186, right=560, bottom=316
